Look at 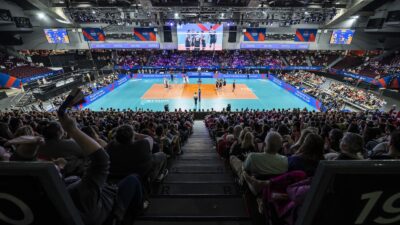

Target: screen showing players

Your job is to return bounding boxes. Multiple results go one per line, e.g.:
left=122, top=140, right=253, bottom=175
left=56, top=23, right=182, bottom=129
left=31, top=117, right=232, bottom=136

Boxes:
left=330, top=29, right=355, bottom=44
left=44, top=29, right=70, bottom=44
left=177, top=23, right=223, bottom=51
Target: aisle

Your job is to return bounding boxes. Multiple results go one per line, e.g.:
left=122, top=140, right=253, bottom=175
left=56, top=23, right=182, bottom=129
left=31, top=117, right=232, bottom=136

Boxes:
left=136, top=121, right=251, bottom=225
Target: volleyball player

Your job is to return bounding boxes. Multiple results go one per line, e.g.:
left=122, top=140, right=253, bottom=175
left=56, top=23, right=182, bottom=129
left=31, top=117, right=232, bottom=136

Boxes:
left=209, top=26, right=216, bottom=50
left=201, top=31, right=206, bottom=50
left=185, top=30, right=191, bottom=51
left=194, top=32, right=201, bottom=51
left=232, top=80, right=236, bottom=92
left=190, top=30, right=196, bottom=50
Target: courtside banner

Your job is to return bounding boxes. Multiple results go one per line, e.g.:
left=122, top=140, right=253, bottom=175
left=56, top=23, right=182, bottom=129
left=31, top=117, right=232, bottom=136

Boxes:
left=133, top=28, right=157, bottom=41
left=243, top=28, right=266, bottom=42
left=240, top=43, right=309, bottom=50
left=115, top=65, right=322, bottom=70
left=294, top=29, right=317, bottom=42
left=328, top=69, right=382, bottom=87
left=77, top=75, right=130, bottom=108
left=133, top=73, right=265, bottom=79
left=21, top=70, right=63, bottom=83
left=82, top=28, right=106, bottom=41
left=216, top=74, right=265, bottom=79
left=268, top=74, right=324, bottom=111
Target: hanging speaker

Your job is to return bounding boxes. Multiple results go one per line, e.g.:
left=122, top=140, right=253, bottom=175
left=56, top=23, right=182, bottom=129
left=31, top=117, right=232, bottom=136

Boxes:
left=228, top=26, right=237, bottom=43
left=163, top=26, right=172, bottom=43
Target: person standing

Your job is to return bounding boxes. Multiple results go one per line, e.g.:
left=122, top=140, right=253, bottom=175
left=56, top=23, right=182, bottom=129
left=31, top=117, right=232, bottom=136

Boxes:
left=223, top=78, right=226, bottom=86
left=163, top=77, right=168, bottom=88
left=185, top=30, right=191, bottom=51
left=194, top=92, right=198, bottom=106
left=209, top=26, right=216, bottom=50
left=198, top=88, right=202, bottom=102
left=201, top=31, right=206, bottom=50
left=232, top=80, right=236, bottom=92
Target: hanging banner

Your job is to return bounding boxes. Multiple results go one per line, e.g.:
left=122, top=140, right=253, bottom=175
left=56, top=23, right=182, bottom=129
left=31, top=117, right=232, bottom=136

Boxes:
left=243, top=28, right=266, bottom=42
left=294, top=29, right=317, bottom=42
left=82, top=28, right=106, bottom=41
left=133, top=28, right=157, bottom=41
left=0, top=73, right=22, bottom=88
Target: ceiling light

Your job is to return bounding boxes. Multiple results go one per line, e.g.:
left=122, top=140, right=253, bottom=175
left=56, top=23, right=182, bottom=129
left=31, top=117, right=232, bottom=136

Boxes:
left=37, top=12, right=45, bottom=19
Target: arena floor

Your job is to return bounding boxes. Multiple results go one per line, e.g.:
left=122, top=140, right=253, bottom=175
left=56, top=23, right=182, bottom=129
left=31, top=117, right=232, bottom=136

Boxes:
left=85, top=78, right=314, bottom=111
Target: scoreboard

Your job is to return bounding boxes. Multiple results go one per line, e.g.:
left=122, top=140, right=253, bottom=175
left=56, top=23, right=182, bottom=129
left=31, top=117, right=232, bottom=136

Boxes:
left=44, top=29, right=70, bottom=44
left=330, top=29, right=355, bottom=44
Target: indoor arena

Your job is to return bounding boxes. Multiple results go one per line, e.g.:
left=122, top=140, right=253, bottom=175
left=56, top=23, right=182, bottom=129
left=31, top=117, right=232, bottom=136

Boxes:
left=0, top=1, right=400, bottom=225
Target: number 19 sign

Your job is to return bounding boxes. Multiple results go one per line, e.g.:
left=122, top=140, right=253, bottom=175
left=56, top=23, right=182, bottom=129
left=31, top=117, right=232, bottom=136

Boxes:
left=296, top=161, right=400, bottom=225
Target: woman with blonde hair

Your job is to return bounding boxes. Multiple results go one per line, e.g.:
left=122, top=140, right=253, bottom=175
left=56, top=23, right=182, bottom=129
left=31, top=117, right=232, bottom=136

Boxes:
left=288, top=128, right=316, bottom=155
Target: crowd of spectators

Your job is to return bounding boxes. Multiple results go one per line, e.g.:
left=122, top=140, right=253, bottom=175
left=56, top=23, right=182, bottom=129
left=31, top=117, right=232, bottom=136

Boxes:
left=0, top=108, right=194, bottom=224
left=0, top=52, right=53, bottom=79
left=334, top=51, right=400, bottom=78
left=205, top=107, right=400, bottom=224
left=350, top=52, right=400, bottom=78
left=276, top=71, right=386, bottom=111
left=116, top=50, right=151, bottom=68
left=328, top=82, right=386, bottom=109
left=309, top=51, right=342, bottom=66
left=115, top=50, right=287, bottom=68
left=81, top=73, right=119, bottom=95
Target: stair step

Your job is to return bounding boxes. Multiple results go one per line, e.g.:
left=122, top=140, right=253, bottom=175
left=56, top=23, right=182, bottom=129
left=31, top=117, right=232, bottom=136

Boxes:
left=178, top=155, right=220, bottom=160
left=135, top=220, right=252, bottom=225
left=183, top=149, right=215, bottom=153
left=173, top=160, right=223, bottom=166
left=170, top=164, right=230, bottom=174
left=155, top=183, right=240, bottom=196
left=164, top=173, right=233, bottom=183
left=139, top=197, right=248, bottom=219
left=180, top=152, right=217, bottom=156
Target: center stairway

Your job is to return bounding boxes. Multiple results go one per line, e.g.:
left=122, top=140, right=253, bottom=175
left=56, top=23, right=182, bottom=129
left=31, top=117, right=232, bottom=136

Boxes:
left=136, top=121, right=251, bottom=225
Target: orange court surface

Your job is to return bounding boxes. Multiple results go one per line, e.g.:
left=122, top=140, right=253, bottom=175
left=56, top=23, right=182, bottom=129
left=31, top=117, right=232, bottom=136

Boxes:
left=141, top=83, right=258, bottom=100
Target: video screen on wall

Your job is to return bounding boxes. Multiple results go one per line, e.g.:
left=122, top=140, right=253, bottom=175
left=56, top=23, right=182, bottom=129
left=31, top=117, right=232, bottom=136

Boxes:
left=330, top=29, right=355, bottom=44
left=177, top=23, right=223, bottom=51
left=44, top=29, right=70, bottom=44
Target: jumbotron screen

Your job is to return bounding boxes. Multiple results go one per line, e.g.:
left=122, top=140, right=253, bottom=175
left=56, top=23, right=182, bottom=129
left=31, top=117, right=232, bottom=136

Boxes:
left=177, top=23, right=223, bottom=51
left=44, top=29, right=70, bottom=44
left=330, top=29, right=355, bottom=44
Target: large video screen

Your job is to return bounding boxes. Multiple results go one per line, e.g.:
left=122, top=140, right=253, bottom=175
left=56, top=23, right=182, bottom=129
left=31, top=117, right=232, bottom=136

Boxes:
left=330, top=29, right=355, bottom=44
left=44, top=29, right=70, bottom=44
left=177, top=23, right=223, bottom=51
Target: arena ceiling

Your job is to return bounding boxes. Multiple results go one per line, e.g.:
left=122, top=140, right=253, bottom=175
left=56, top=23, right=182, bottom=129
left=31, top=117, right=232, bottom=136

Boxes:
left=19, top=0, right=390, bottom=28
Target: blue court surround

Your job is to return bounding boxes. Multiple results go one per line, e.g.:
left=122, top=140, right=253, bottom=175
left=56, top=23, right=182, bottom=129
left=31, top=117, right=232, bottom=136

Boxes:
left=85, top=78, right=315, bottom=111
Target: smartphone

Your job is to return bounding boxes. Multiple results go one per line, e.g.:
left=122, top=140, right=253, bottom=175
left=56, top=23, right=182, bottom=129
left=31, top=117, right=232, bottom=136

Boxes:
left=58, top=88, right=85, bottom=116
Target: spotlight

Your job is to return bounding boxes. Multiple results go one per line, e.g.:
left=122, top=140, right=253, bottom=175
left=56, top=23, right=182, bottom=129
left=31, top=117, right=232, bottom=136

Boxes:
left=37, top=12, right=46, bottom=19
left=169, top=21, right=174, bottom=26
